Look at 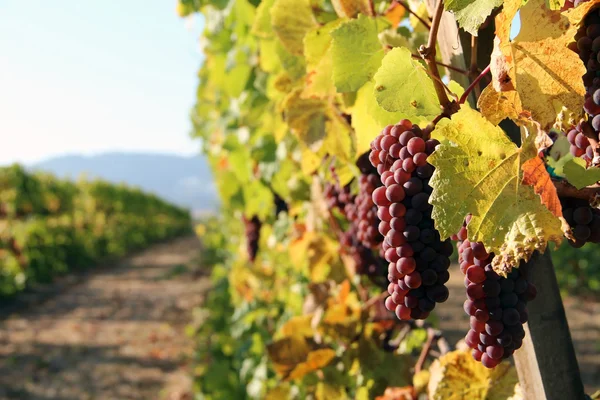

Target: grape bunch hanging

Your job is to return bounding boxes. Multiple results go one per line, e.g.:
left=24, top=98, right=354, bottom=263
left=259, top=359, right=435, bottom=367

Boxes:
left=368, top=119, right=453, bottom=321
left=456, top=218, right=537, bottom=368
left=325, top=164, right=386, bottom=279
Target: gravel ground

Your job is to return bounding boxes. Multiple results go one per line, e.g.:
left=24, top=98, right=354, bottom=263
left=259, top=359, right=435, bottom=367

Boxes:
left=0, top=236, right=208, bottom=400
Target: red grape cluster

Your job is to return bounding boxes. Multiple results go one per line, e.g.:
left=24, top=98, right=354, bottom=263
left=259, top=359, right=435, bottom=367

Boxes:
left=324, top=181, right=353, bottom=217
left=243, top=216, right=261, bottom=262
left=457, top=223, right=537, bottom=368
left=561, top=197, right=600, bottom=247
left=566, top=123, right=594, bottom=163
left=570, top=7, right=600, bottom=162
left=369, top=119, right=453, bottom=320
left=347, top=172, right=384, bottom=249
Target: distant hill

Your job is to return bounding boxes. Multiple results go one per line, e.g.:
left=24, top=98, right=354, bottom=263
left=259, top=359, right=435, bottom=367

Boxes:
left=32, top=152, right=217, bottom=214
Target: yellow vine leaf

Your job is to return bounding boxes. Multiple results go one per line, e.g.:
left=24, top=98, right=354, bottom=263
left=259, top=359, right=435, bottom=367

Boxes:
left=384, top=2, right=406, bottom=27
left=490, top=0, right=586, bottom=129
left=280, top=315, right=316, bottom=339
left=477, top=85, right=528, bottom=126
left=282, top=89, right=327, bottom=152
left=427, top=349, right=518, bottom=400
left=267, top=335, right=336, bottom=380
left=331, top=0, right=372, bottom=18
left=429, top=108, right=564, bottom=273
left=270, top=0, right=318, bottom=56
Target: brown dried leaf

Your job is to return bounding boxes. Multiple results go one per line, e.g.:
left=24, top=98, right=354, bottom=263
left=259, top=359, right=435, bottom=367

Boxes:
left=521, top=156, right=562, bottom=218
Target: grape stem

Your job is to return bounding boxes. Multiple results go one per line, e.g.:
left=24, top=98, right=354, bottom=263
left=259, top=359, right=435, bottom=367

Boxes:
left=361, top=290, right=388, bottom=311
left=459, top=64, right=491, bottom=105
left=419, top=0, right=458, bottom=116
left=553, top=179, right=600, bottom=202
left=414, top=327, right=437, bottom=373
left=395, top=1, right=431, bottom=30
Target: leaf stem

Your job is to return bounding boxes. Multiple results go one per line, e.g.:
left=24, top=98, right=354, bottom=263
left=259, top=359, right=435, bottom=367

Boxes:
left=396, top=1, right=431, bottom=30
left=459, top=64, right=491, bottom=105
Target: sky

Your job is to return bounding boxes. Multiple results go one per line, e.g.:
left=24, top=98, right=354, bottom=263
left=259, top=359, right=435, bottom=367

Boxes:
left=0, top=1, right=205, bottom=165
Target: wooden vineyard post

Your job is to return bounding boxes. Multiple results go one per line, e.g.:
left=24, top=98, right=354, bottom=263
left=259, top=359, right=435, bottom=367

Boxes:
left=513, top=251, right=586, bottom=400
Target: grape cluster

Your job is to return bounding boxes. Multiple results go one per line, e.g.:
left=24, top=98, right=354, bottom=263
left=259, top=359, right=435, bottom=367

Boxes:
left=243, top=216, right=261, bottom=262
left=561, top=197, right=600, bottom=247
left=458, top=226, right=537, bottom=368
left=341, top=226, right=386, bottom=278
left=324, top=181, right=353, bottom=217
left=274, top=193, right=288, bottom=216
left=566, top=123, right=594, bottom=163
left=347, top=172, right=384, bottom=249
left=369, top=119, right=453, bottom=320
left=571, top=7, right=600, bottom=162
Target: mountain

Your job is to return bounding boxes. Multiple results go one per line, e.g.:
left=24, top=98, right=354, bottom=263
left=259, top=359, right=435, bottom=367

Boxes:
left=32, top=152, right=217, bottom=214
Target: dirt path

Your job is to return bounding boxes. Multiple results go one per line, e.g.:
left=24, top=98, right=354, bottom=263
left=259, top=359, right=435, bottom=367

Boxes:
left=0, top=236, right=208, bottom=400
left=437, top=265, right=600, bottom=394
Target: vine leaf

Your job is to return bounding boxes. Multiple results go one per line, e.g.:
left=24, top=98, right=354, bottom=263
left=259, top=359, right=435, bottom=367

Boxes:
left=302, top=20, right=343, bottom=99
left=352, top=81, right=429, bottom=157
left=444, top=0, right=503, bottom=36
left=428, top=107, right=564, bottom=273
left=427, top=349, right=519, bottom=400
left=490, top=0, right=586, bottom=129
left=477, top=85, right=528, bottom=126
left=271, top=0, right=318, bottom=56
left=521, top=156, right=563, bottom=218
left=267, top=336, right=336, bottom=380
left=331, top=0, right=372, bottom=18
left=384, top=2, right=406, bottom=27
left=563, top=157, right=600, bottom=189
left=330, top=15, right=388, bottom=93
left=373, top=47, right=440, bottom=118
left=252, top=0, right=276, bottom=38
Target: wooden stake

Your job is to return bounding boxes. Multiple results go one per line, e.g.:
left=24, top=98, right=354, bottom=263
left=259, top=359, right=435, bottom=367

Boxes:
left=514, top=251, right=586, bottom=400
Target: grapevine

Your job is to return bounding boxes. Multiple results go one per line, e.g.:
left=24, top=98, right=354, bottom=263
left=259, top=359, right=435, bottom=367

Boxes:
left=179, top=0, right=600, bottom=396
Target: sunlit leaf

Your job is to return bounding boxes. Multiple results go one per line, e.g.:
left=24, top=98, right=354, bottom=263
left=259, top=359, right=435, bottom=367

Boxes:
left=427, top=349, right=518, bottom=400
left=373, top=47, right=440, bottom=117
left=444, top=0, right=503, bottom=36
left=563, top=157, right=600, bottom=189
left=429, top=107, right=564, bottom=272
left=331, top=15, right=388, bottom=92
left=271, top=0, right=318, bottom=55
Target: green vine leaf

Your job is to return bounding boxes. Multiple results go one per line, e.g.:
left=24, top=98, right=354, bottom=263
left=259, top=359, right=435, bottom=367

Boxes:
left=330, top=14, right=388, bottom=93
left=428, top=107, right=564, bottom=273
left=563, top=158, right=600, bottom=189
left=271, top=0, right=318, bottom=56
left=444, top=0, right=503, bottom=36
left=372, top=47, right=440, bottom=118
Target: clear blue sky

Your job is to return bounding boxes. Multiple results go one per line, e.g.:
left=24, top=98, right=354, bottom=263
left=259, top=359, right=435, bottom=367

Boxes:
left=0, top=1, right=205, bottom=165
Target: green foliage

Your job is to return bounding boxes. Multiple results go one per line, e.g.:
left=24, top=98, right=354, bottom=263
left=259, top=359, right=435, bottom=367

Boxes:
left=0, top=165, right=192, bottom=296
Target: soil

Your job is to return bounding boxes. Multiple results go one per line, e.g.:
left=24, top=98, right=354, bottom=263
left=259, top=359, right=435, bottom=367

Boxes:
left=0, top=236, right=208, bottom=400
left=436, top=265, right=600, bottom=394
left=0, top=237, right=597, bottom=398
